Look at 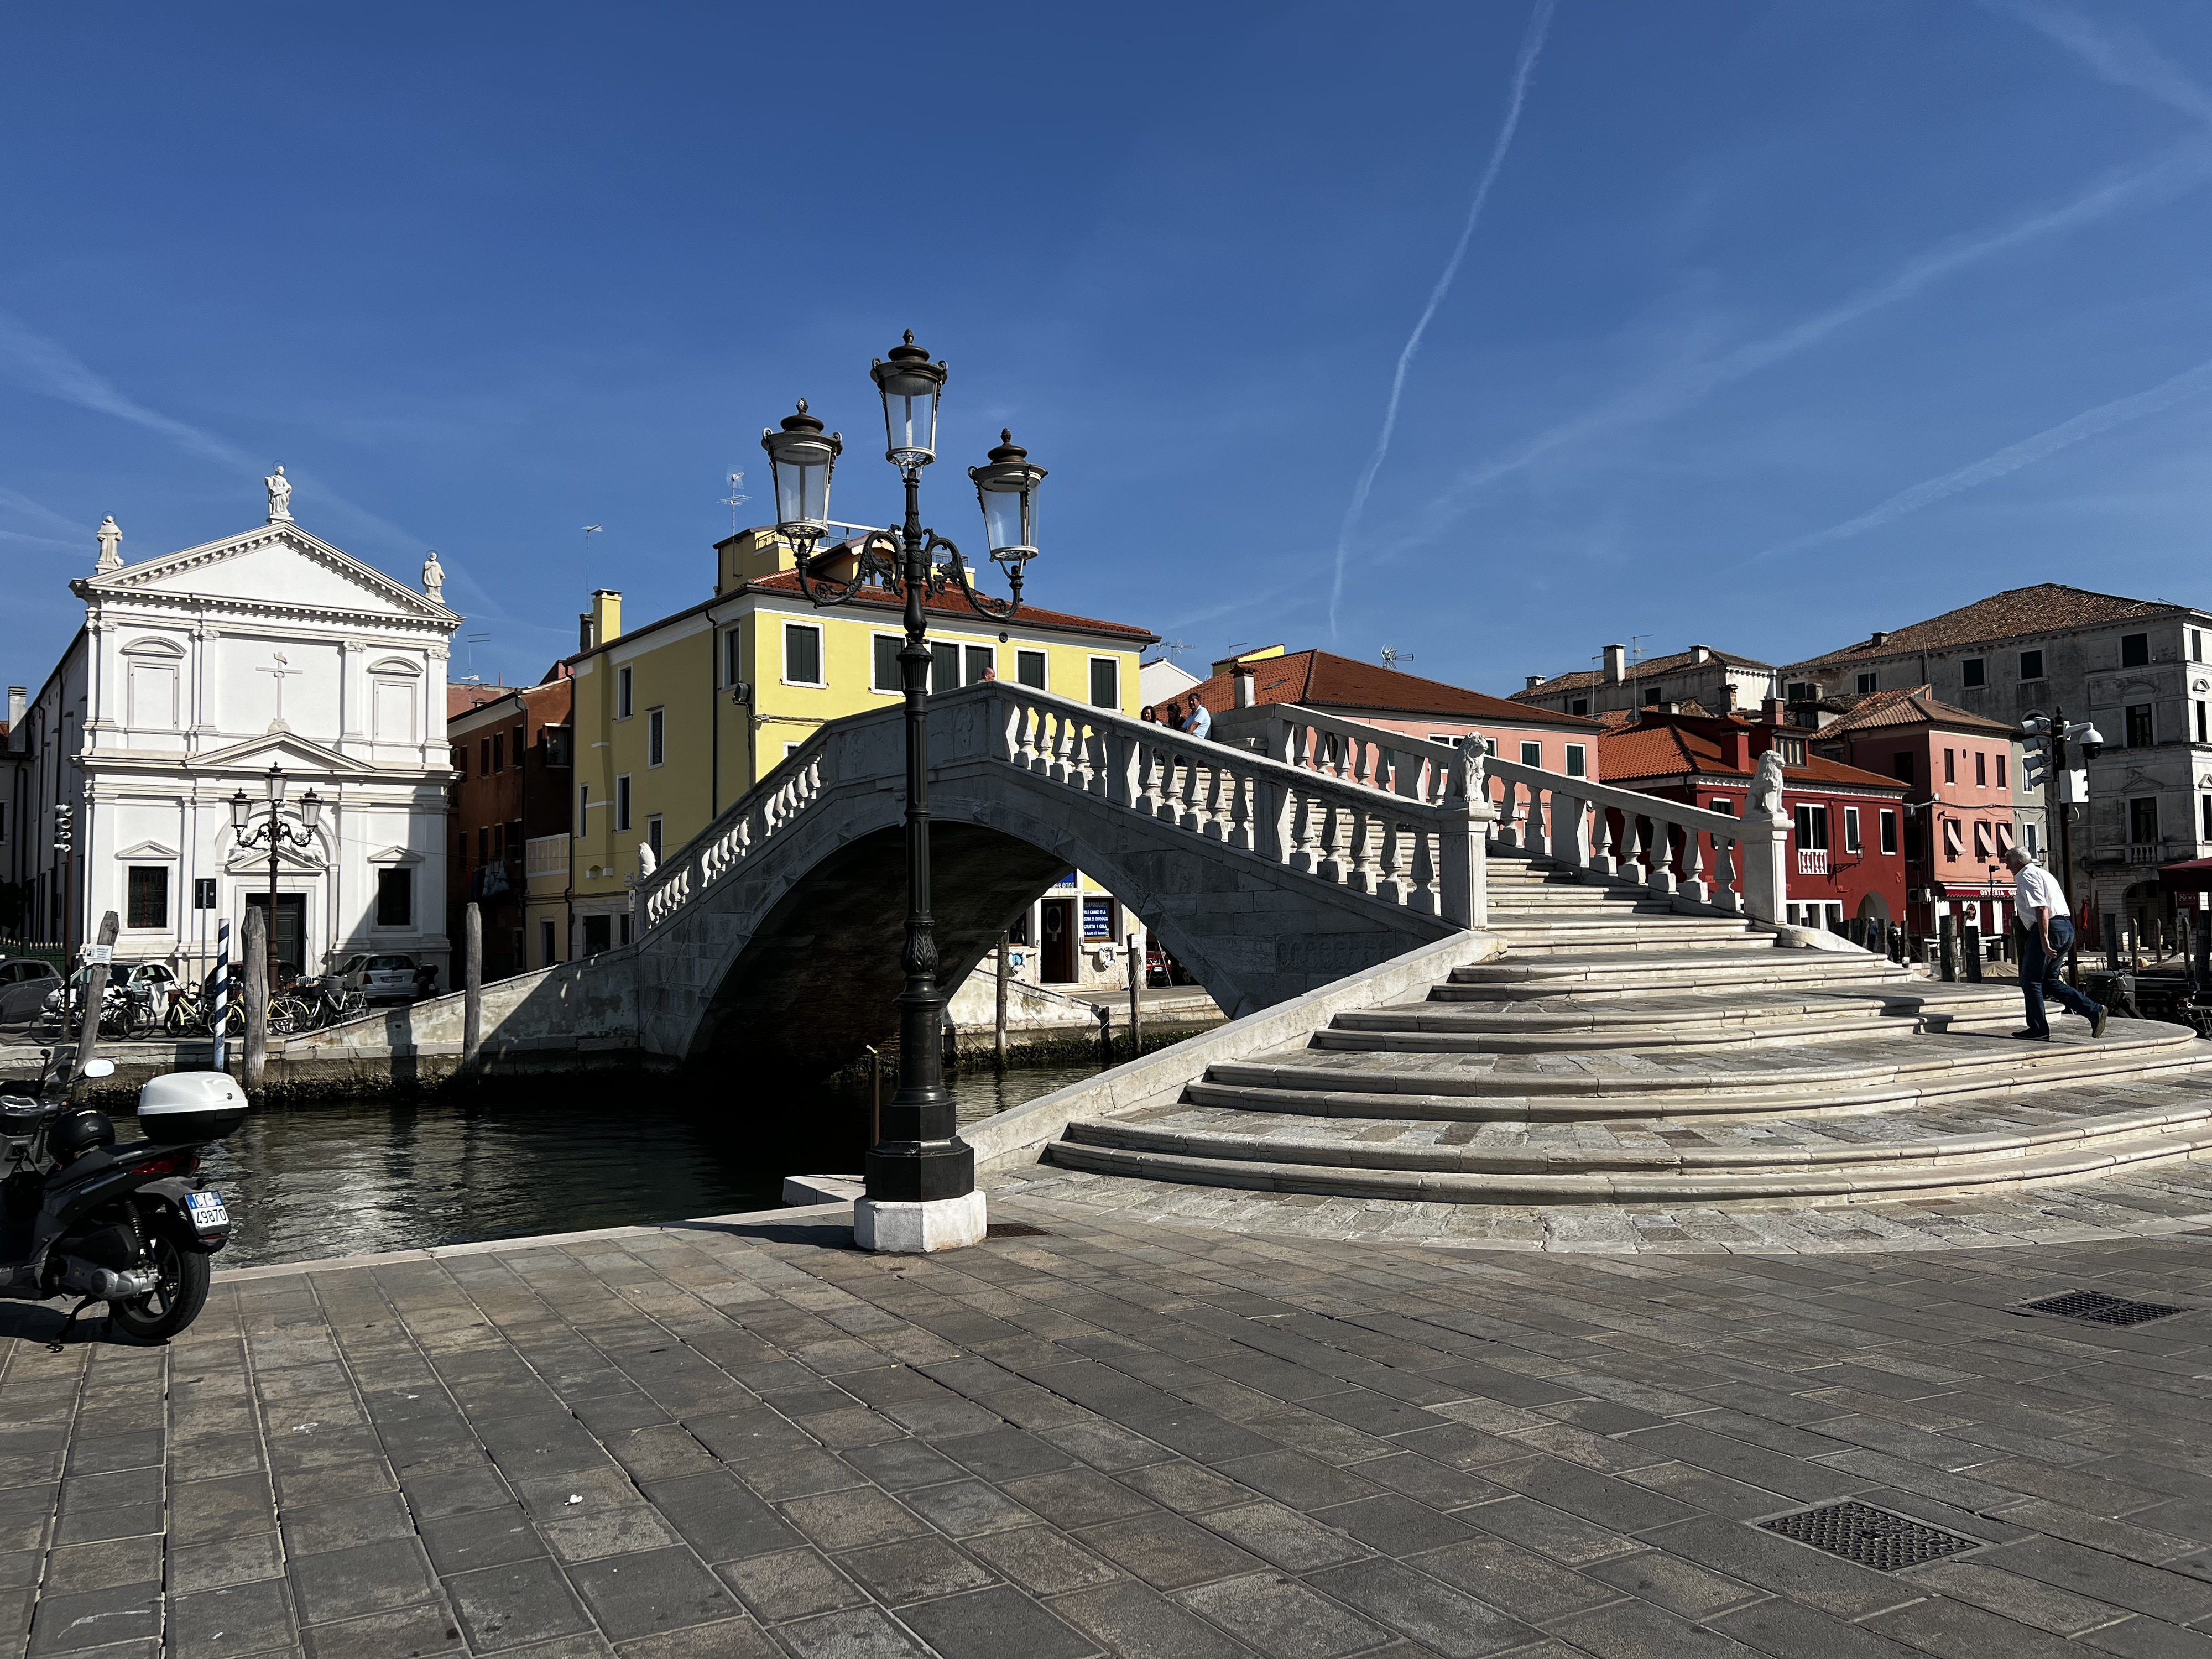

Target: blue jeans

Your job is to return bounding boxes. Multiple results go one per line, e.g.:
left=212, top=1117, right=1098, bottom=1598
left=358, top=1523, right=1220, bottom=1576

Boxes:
left=2018, top=917, right=2099, bottom=1036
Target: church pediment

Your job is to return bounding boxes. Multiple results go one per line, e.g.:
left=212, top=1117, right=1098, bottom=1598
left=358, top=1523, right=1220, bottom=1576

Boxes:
left=116, top=840, right=180, bottom=861
left=78, top=523, right=455, bottom=625
left=192, top=732, right=376, bottom=775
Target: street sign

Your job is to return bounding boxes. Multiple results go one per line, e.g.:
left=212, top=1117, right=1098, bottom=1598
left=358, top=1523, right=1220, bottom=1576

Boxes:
left=86, top=943, right=113, bottom=966
left=194, top=878, right=217, bottom=909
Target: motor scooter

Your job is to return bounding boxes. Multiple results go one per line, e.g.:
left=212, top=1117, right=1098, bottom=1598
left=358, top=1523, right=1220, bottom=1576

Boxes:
left=0, top=1051, right=246, bottom=1342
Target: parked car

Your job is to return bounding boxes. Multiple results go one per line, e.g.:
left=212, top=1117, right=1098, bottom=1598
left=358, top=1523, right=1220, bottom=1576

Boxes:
left=0, top=958, right=62, bottom=1027
left=332, top=952, right=421, bottom=1005
left=40, top=961, right=181, bottom=1030
left=1146, top=945, right=1196, bottom=988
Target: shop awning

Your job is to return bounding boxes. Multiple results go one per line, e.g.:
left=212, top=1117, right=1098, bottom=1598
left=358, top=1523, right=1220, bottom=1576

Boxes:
left=2157, top=856, right=2212, bottom=894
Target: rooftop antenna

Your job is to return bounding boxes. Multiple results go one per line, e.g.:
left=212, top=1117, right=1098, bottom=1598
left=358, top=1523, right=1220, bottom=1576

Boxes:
left=721, top=469, right=749, bottom=535
left=1157, top=639, right=1192, bottom=665
left=463, top=632, right=490, bottom=683
left=1381, top=646, right=1415, bottom=670
left=582, top=524, right=603, bottom=589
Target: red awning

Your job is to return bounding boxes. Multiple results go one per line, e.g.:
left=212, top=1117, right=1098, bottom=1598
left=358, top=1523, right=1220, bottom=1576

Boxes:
left=2158, top=857, right=2212, bottom=894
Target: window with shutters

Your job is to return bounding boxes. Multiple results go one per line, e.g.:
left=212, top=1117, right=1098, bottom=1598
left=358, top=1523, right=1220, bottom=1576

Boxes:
left=1016, top=649, right=1046, bottom=690
left=1565, top=744, right=1586, bottom=778
left=783, top=624, right=823, bottom=686
left=872, top=635, right=902, bottom=693
left=647, top=707, right=664, bottom=767
left=1519, top=741, right=1541, bottom=766
left=1856, top=672, right=1877, bottom=695
left=1844, top=807, right=1861, bottom=852
left=1089, top=658, right=1119, bottom=709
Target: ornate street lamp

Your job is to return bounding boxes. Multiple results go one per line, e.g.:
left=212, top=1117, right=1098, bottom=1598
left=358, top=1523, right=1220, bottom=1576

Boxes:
left=760, top=331, right=1047, bottom=1253
left=231, top=764, right=321, bottom=988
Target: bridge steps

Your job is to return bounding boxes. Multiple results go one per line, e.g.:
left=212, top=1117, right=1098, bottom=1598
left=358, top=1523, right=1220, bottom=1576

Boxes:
left=1046, top=852, right=2212, bottom=1205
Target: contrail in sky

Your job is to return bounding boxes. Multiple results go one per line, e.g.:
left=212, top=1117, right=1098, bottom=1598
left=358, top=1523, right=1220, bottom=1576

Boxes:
left=1988, top=0, right=2212, bottom=127
left=1740, top=354, right=2212, bottom=565
left=1327, top=0, right=1555, bottom=640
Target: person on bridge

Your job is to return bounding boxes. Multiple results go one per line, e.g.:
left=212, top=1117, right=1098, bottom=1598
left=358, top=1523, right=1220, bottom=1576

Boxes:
left=2004, top=845, right=2106, bottom=1041
left=1179, top=698, right=1212, bottom=741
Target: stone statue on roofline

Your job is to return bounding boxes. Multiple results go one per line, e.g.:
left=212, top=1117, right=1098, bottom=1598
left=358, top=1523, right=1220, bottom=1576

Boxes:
left=265, top=465, right=293, bottom=523
left=1750, top=749, right=1787, bottom=821
left=421, top=550, right=446, bottom=605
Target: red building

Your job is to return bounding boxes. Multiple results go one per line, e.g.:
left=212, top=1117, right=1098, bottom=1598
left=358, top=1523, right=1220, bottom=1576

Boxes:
left=1599, top=707, right=1910, bottom=932
left=1182, top=646, right=1607, bottom=778
left=1808, top=686, right=2022, bottom=941
left=447, top=671, right=573, bottom=980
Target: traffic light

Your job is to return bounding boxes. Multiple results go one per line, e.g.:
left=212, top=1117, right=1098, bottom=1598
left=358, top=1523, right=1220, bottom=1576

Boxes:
left=2020, top=732, right=2052, bottom=790
left=51, top=803, right=72, bottom=855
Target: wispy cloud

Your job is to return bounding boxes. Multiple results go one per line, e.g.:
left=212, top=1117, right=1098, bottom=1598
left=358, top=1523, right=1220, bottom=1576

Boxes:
left=1741, top=354, right=2212, bottom=565
left=0, top=483, right=87, bottom=549
left=1404, top=137, right=2212, bottom=543
left=1989, top=0, right=2212, bottom=127
left=1327, top=0, right=1555, bottom=639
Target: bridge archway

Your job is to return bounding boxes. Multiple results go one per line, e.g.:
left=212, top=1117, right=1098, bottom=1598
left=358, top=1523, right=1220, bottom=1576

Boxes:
left=630, top=687, right=1468, bottom=1074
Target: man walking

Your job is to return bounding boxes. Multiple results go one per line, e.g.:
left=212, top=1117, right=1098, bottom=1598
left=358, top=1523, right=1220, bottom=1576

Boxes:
left=2004, top=846, right=2106, bottom=1040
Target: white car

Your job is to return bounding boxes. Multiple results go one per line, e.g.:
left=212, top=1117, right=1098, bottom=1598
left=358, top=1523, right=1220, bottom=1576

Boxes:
left=332, top=952, right=421, bottom=1005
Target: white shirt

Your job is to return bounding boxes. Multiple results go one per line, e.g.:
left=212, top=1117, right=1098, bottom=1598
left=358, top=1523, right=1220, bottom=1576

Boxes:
left=2013, top=861, right=2068, bottom=924
left=1181, top=703, right=1212, bottom=740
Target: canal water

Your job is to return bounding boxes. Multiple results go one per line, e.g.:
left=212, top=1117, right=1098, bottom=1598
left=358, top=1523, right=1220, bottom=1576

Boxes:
left=117, top=1065, right=1097, bottom=1269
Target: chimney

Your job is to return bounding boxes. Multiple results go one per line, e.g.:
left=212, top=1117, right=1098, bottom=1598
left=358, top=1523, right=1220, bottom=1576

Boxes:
left=591, top=589, right=622, bottom=648
left=1233, top=664, right=1256, bottom=708
left=1603, top=643, right=1626, bottom=685
left=6, top=686, right=23, bottom=737
left=578, top=613, right=594, bottom=653
left=1524, top=674, right=1545, bottom=691
left=1869, top=630, right=1890, bottom=646
left=1690, top=645, right=1710, bottom=665
left=1724, top=726, right=1750, bottom=770
left=1761, top=698, right=1787, bottom=726
left=1665, top=702, right=1681, bottom=715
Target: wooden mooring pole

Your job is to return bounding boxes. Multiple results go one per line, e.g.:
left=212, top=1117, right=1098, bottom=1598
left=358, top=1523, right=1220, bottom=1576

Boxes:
left=242, top=906, right=269, bottom=1095
left=69, top=911, right=120, bottom=1087
left=463, top=902, right=483, bottom=1071
left=1126, top=928, right=1142, bottom=1062
left=994, top=931, right=1009, bottom=1073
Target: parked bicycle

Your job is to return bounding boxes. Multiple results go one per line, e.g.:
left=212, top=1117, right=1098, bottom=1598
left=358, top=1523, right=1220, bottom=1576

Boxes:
left=294, top=974, right=367, bottom=1031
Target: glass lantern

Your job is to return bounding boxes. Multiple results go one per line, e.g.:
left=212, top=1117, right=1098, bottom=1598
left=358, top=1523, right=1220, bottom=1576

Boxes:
left=969, top=429, right=1046, bottom=562
left=300, top=789, right=323, bottom=832
left=760, top=400, right=842, bottom=542
left=229, top=789, right=252, bottom=833
left=267, top=764, right=286, bottom=806
left=870, top=330, right=947, bottom=468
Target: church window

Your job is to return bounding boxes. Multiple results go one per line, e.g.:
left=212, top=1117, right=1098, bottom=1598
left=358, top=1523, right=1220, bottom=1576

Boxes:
left=123, top=638, right=182, bottom=731
left=372, top=662, right=419, bottom=743
left=376, top=868, right=414, bottom=927
left=127, top=867, right=169, bottom=930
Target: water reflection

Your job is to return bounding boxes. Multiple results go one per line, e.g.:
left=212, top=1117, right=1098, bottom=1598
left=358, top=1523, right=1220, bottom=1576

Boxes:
left=122, top=1063, right=1096, bottom=1269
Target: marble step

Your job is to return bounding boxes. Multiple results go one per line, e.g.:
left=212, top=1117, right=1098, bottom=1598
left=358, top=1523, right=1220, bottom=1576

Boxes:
left=1312, top=995, right=2020, bottom=1054
left=1441, top=953, right=1911, bottom=999
left=1487, top=926, right=1772, bottom=956
left=1332, top=984, right=2017, bottom=1046
left=1045, top=1115, right=2212, bottom=1206
left=1193, top=1021, right=2209, bottom=1120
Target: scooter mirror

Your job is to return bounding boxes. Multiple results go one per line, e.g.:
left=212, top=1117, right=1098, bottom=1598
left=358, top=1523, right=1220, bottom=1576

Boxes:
left=80, top=1058, right=116, bottom=1079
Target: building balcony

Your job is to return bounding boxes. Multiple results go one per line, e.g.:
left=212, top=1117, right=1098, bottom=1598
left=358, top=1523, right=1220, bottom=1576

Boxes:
left=1797, top=848, right=1829, bottom=876
left=525, top=833, right=570, bottom=897
left=2126, top=843, right=2166, bottom=865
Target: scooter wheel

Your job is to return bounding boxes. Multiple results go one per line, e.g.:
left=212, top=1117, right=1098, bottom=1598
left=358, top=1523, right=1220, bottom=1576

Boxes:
left=107, top=1220, right=210, bottom=1342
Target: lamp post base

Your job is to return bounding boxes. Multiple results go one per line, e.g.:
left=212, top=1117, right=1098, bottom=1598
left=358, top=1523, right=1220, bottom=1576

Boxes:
left=853, top=1190, right=987, bottom=1254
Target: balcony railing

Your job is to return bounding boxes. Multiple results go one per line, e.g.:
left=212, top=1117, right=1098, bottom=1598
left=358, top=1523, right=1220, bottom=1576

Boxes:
left=1797, top=848, right=1829, bottom=876
left=2126, top=843, right=2165, bottom=865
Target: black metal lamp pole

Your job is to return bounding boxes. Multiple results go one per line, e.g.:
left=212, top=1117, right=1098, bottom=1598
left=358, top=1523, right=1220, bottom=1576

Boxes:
left=761, top=332, right=1046, bottom=1247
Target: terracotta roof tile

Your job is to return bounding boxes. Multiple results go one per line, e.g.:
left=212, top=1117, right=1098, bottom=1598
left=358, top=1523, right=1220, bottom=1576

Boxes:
left=447, top=684, right=510, bottom=718
left=1814, top=685, right=2016, bottom=739
left=1175, top=649, right=1603, bottom=727
left=1515, top=645, right=1776, bottom=699
left=1785, top=583, right=2187, bottom=672
left=1599, top=716, right=1906, bottom=794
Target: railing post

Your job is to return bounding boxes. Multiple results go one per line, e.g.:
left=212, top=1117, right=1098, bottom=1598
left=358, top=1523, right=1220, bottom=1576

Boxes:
left=1439, top=736, right=1494, bottom=930
left=1738, top=812, right=1790, bottom=926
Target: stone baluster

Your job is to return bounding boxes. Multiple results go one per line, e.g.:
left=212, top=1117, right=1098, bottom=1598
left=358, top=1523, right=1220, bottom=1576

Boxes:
left=1288, top=785, right=1325, bottom=874
left=1646, top=816, right=1681, bottom=898
left=1225, top=770, right=1256, bottom=853
left=1552, top=794, right=1589, bottom=873
left=1523, top=782, right=1552, bottom=859
left=1408, top=824, right=1439, bottom=915
left=1710, top=834, right=1741, bottom=913
left=1678, top=826, right=1711, bottom=905
left=1317, top=797, right=1354, bottom=885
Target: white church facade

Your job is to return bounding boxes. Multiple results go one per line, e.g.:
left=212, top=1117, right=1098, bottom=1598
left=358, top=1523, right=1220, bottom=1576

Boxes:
left=2, top=474, right=460, bottom=985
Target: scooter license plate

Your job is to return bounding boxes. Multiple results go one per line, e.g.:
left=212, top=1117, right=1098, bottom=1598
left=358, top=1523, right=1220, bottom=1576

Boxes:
left=186, top=1191, right=229, bottom=1230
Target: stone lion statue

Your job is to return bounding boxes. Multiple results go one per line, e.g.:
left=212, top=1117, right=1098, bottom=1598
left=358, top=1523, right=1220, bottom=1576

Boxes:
left=1749, top=749, right=1786, bottom=819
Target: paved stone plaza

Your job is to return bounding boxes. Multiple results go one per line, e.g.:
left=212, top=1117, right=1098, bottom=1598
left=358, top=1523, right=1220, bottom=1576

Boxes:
left=3, top=1194, right=2211, bottom=1658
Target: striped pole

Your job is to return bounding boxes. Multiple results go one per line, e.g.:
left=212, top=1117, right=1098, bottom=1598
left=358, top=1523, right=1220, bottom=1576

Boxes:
left=211, top=919, right=231, bottom=1071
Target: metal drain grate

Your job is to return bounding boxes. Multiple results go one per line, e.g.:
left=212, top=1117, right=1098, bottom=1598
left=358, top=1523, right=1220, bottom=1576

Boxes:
left=1758, top=1501, right=1980, bottom=1571
left=987, top=1222, right=1050, bottom=1239
left=2020, top=1290, right=2183, bottom=1326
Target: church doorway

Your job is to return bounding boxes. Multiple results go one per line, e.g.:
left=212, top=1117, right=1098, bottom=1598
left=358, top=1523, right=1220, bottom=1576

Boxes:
left=245, top=894, right=307, bottom=983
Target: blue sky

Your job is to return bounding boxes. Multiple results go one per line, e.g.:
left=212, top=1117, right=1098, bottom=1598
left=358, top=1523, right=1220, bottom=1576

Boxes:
left=7, top=2, right=2212, bottom=696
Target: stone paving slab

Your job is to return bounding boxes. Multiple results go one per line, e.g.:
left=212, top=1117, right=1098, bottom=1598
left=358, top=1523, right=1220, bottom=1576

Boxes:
left=3, top=1203, right=2211, bottom=1657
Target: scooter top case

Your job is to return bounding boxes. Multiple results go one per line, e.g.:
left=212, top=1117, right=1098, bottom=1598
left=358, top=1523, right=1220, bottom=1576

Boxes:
left=136, top=1072, right=250, bottom=1144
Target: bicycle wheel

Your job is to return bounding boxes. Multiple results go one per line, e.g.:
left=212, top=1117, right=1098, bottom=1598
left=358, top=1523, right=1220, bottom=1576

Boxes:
left=267, top=995, right=313, bottom=1036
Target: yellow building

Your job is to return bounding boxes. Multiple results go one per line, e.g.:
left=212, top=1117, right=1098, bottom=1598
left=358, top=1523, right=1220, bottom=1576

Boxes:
left=565, top=528, right=1158, bottom=974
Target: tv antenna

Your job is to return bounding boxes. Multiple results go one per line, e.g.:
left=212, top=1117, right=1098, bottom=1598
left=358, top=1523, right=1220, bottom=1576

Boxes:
left=463, top=632, right=490, bottom=683
left=1157, top=639, right=1192, bottom=665
left=1381, top=646, right=1415, bottom=670
left=581, top=524, right=603, bottom=587
left=721, top=469, right=749, bottom=535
